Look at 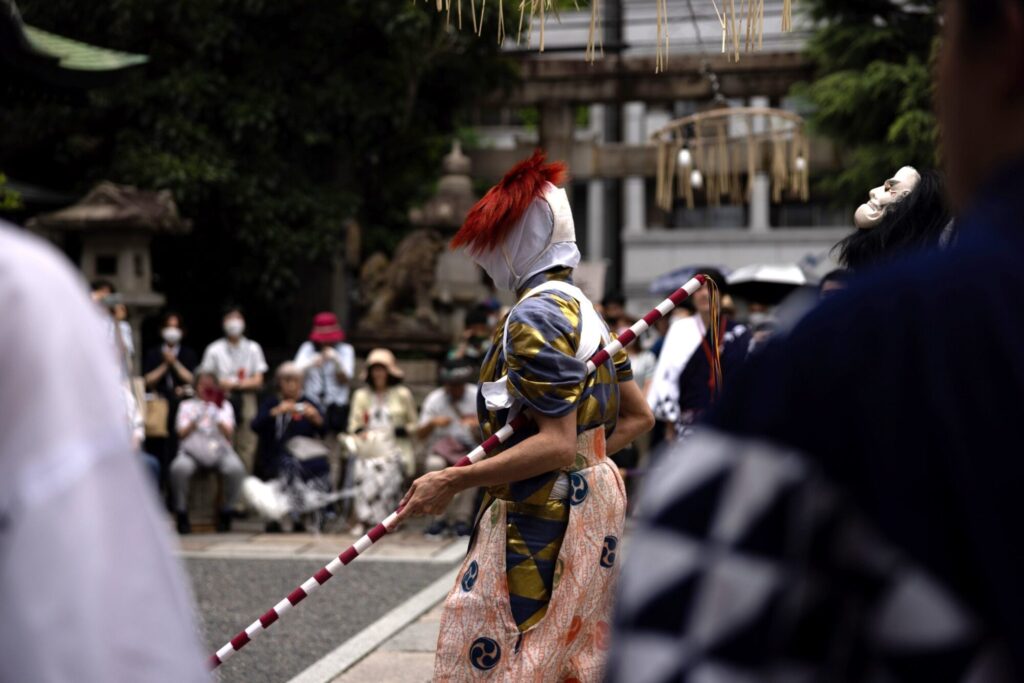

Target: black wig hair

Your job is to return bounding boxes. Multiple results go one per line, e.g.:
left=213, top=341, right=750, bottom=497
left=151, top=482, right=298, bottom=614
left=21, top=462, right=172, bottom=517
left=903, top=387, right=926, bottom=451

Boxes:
left=834, top=170, right=952, bottom=272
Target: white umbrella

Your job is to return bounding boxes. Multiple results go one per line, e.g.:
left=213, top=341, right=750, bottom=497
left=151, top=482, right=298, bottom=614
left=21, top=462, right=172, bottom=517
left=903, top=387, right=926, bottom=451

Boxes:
left=727, top=264, right=808, bottom=304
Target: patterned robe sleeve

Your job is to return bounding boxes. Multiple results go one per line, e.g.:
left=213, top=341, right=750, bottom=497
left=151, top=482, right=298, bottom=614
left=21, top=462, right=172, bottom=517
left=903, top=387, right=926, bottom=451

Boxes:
left=504, top=292, right=587, bottom=417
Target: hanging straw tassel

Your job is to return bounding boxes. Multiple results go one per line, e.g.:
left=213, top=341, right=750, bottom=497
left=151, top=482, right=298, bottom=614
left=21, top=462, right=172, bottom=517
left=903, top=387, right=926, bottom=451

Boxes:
left=656, top=142, right=668, bottom=210
left=704, top=276, right=725, bottom=400
left=783, top=0, right=792, bottom=32
left=666, top=139, right=682, bottom=212
left=585, top=0, right=601, bottom=62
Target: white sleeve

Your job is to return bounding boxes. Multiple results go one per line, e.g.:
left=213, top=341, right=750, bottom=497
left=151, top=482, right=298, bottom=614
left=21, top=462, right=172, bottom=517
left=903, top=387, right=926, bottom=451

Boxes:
left=122, top=384, right=145, bottom=446
left=0, top=226, right=209, bottom=683
left=418, top=390, right=442, bottom=427
left=175, top=400, right=195, bottom=433
left=198, top=342, right=217, bottom=375
left=293, top=341, right=314, bottom=369
left=340, top=343, right=356, bottom=378
left=219, top=400, right=236, bottom=429
left=252, top=341, right=269, bottom=375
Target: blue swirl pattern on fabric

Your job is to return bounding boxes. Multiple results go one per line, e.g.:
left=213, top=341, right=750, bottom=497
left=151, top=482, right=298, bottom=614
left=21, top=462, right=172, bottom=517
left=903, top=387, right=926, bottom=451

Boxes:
left=469, top=637, right=501, bottom=670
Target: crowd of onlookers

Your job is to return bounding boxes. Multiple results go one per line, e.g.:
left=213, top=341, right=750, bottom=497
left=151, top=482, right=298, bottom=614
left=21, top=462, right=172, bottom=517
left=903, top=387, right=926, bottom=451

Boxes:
left=92, top=274, right=808, bottom=537
left=90, top=278, right=521, bottom=536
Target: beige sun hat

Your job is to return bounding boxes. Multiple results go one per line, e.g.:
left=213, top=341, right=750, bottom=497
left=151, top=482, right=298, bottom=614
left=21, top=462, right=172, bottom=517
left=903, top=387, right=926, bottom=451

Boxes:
left=365, top=348, right=405, bottom=381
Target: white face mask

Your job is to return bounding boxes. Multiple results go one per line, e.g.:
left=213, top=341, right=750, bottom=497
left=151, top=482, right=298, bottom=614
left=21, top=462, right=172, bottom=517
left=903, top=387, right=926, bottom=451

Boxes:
left=224, top=318, right=245, bottom=338
left=162, top=327, right=183, bottom=345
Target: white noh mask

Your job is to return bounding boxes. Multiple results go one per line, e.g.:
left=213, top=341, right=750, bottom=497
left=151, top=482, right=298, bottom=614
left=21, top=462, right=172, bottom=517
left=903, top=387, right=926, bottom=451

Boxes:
left=854, top=166, right=921, bottom=229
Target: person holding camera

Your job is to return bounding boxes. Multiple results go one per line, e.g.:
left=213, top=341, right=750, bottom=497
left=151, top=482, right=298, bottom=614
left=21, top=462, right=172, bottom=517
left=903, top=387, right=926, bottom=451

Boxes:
left=169, top=371, right=246, bottom=534
left=251, top=362, right=326, bottom=532
left=293, top=312, right=355, bottom=488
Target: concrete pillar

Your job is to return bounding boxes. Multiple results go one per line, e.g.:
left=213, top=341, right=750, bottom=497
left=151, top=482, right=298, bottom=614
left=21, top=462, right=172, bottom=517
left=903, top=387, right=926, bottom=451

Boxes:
left=749, top=174, right=771, bottom=233
left=538, top=103, right=574, bottom=167
left=587, top=104, right=606, bottom=262
left=622, top=101, right=646, bottom=234
left=749, top=96, right=771, bottom=232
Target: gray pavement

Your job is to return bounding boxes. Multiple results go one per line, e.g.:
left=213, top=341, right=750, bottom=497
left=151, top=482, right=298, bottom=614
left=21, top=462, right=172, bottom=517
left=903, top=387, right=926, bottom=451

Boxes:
left=181, top=522, right=465, bottom=683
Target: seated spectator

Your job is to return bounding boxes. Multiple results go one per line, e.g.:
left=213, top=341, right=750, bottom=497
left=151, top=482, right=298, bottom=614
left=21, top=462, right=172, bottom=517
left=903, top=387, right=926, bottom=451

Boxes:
left=198, top=306, right=267, bottom=474
left=142, top=311, right=198, bottom=477
left=349, top=348, right=418, bottom=478
left=416, top=359, right=481, bottom=538
left=169, top=371, right=246, bottom=534
left=347, top=348, right=417, bottom=535
left=251, top=362, right=327, bottom=532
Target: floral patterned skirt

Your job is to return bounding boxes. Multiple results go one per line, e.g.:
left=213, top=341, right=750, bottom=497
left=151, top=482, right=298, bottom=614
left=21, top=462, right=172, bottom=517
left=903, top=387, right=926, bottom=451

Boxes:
left=434, top=428, right=626, bottom=682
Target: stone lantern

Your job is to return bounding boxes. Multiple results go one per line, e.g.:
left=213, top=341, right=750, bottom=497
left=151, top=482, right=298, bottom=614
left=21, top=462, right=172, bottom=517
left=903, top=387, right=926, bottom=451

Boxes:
left=410, top=141, right=490, bottom=319
left=29, top=182, right=190, bottom=368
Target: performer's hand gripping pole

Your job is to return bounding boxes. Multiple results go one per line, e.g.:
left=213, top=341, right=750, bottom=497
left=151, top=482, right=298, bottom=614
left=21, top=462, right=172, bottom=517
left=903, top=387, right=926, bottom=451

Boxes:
left=208, top=274, right=708, bottom=669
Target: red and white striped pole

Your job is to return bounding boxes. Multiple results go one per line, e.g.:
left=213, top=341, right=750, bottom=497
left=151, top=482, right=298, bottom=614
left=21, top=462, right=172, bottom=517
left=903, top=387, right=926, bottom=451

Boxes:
left=208, top=274, right=707, bottom=669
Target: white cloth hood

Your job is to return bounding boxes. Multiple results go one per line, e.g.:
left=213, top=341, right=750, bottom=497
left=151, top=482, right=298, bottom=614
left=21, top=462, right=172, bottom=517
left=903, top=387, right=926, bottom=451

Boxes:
left=473, top=182, right=580, bottom=291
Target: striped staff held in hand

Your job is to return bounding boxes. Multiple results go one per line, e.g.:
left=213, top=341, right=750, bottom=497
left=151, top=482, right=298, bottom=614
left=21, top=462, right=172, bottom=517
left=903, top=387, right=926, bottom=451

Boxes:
left=209, top=152, right=711, bottom=673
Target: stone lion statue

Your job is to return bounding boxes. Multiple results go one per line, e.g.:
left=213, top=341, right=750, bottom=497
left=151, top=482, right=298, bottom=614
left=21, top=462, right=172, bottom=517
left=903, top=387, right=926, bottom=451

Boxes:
left=359, top=229, right=445, bottom=329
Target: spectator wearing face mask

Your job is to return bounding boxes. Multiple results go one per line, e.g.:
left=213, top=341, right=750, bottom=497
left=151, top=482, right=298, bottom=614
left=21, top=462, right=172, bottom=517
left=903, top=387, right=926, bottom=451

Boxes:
left=142, top=312, right=198, bottom=477
left=198, top=307, right=268, bottom=474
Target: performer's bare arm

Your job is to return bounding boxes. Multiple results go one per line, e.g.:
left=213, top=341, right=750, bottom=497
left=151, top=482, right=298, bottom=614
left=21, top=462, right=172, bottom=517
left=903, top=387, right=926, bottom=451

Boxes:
left=396, top=409, right=578, bottom=519
left=605, top=379, right=655, bottom=456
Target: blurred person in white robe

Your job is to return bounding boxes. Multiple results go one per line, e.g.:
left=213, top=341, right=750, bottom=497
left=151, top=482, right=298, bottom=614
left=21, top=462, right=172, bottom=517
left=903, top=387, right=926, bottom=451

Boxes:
left=0, top=222, right=208, bottom=683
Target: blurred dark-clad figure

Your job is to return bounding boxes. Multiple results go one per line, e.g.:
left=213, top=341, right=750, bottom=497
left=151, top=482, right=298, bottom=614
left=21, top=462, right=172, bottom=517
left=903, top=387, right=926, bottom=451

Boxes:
left=611, top=2, right=1024, bottom=681
left=0, top=223, right=207, bottom=681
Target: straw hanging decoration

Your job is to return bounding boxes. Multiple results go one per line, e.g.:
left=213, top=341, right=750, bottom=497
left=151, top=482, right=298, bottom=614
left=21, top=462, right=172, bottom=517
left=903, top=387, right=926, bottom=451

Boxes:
left=424, top=1, right=791, bottom=67
left=650, top=107, right=811, bottom=213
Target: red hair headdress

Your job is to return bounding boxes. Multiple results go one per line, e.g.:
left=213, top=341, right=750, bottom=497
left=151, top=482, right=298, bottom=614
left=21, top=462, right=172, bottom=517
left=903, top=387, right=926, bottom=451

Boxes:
left=451, top=150, right=567, bottom=255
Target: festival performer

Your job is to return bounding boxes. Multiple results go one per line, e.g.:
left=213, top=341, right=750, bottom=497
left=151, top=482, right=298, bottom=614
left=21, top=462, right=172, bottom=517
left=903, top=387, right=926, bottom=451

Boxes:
left=396, top=151, right=655, bottom=681
left=646, top=268, right=748, bottom=441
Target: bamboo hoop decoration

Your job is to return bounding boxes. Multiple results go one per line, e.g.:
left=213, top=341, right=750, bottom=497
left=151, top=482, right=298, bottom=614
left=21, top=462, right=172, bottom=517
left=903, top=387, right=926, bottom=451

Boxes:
left=652, top=106, right=810, bottom=212
left=423, top=1, right=792, bottom=67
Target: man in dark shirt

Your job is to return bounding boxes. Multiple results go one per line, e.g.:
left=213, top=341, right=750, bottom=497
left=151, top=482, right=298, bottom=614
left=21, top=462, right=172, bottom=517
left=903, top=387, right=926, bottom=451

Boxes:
left=610, top=2, right=1024, bottom=681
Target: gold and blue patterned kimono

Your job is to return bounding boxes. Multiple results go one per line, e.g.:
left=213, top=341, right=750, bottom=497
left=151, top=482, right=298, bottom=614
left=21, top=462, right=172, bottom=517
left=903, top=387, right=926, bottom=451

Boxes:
left=475, top=266, right=632, bottom=631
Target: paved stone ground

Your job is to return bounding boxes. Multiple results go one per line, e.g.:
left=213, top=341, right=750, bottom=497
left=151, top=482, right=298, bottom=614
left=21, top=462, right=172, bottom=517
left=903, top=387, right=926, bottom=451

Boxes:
left=181, top=518, right=635, bottom=682
left=180, top=520, right=463, bottom=683
left=332, top=603, right=445, bottom=683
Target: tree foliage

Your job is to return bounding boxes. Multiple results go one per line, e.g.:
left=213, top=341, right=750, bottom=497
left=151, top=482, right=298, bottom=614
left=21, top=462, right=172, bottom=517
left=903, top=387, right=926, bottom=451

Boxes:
left=0, top=173, right=21, bottom=211
left=794, top=0, right=941, bottom=204
left=1, top=0, right=514, bottom=344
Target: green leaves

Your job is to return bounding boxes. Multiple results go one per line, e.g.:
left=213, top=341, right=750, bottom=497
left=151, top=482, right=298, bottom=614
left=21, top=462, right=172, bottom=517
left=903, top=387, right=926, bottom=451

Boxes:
left=3, top=0, right=513, bottom=341
left=797, top=0, right=941, bottom=204
left=0, top=174, right=22, bottom=211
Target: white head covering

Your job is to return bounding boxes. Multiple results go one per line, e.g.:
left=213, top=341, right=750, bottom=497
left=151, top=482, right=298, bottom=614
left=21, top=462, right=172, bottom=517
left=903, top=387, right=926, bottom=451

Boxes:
left=472, top=183, right=581, bottom=291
